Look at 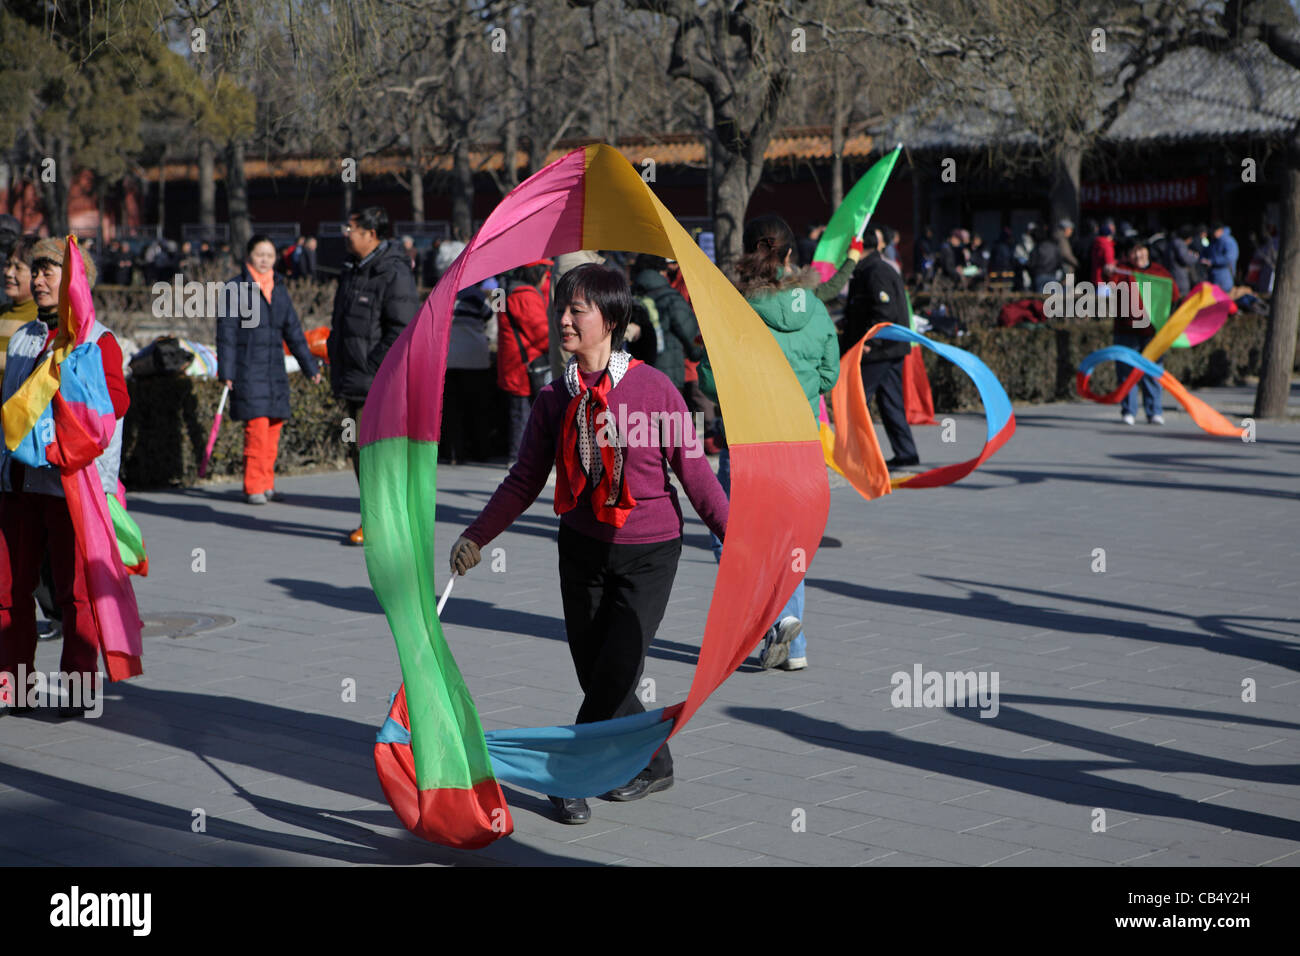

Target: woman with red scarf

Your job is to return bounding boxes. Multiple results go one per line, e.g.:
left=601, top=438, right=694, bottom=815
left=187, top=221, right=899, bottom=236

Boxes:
left=449, top=264, right=729, bottom=826
left=216, top=235, right=321, bottom=503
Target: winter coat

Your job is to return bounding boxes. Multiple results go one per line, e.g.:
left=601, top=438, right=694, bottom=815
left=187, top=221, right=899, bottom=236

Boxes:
left=844, top=252, right=912, bottom=366
left=448, top=285, right=493, bottom=370
left=700, top=266, right=838, bottom=420
left=1090, top=235, right=1116, bottom=286
left=217, top=267, right=319, bottom=421
left=497, top=279, right=548, bottom=396
left=328, top=239, right=419, bottom=401
left=631, top=268, right=702, bottom=389
left=1162, top=238, right=1197, bottom=296
left=1206, top=228, right=1239, bottom=292
left=1027, top=238, right=1062, bottom=278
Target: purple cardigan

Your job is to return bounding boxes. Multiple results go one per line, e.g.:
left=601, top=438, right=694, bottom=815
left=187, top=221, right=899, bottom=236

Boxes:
left=463, top=362, right=729, bottom=547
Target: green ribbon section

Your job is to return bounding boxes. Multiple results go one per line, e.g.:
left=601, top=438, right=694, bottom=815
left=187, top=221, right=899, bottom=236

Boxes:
left=813, top=145, right=902, bottom=268
left=107, top=494, right=145, bottom=570
left=1128, top=270, right=1180, bottom=347
left=360, top=437, right=496, bottom=790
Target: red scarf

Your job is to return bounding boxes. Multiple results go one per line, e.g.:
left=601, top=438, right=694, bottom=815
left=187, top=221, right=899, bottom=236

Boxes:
left=554, top=354, right=641, bottom=527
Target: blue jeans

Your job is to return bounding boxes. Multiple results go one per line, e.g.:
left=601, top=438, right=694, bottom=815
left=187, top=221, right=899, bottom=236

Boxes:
left=709, top=446, right=807, bottom=659
left=1114, top=332, right=1164, bottom=420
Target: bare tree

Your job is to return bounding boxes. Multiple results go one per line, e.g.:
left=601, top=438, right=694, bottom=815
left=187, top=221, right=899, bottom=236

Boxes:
left=1228, top=0, right=1300, bottom=419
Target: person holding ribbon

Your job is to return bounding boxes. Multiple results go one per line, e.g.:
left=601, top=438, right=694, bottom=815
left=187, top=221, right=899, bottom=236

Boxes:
left=448, top=263, right=728, bottom=826
left=1, top=237, right=142, bottom=716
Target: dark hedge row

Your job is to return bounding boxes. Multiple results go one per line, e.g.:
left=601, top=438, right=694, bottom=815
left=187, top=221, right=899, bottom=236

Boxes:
left=922, top=314, right=1277, bottom=412
left=121, top=373, right=353, bottom=489
left=121, top=314, right=1285, bottom=488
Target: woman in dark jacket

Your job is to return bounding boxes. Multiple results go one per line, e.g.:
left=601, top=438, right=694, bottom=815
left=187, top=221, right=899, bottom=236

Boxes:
left=217, top=234, right=321, bottom=504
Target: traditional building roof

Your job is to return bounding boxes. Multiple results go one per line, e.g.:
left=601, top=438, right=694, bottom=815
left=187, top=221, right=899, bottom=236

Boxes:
left=879, top=40, right=1300, bottom=151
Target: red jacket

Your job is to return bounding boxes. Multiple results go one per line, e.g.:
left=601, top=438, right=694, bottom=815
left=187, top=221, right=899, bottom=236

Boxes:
left=1090, top=236, right=1115, bottom=286
left=497, top=283, right=548, bottom=396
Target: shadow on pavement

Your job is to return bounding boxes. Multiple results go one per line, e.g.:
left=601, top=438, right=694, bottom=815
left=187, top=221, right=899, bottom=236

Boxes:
left=0, top=759, right=594, bottom=866
left=724, top=705, right=1300, bottom=842
left=806, top=576, right=1299, bottom=672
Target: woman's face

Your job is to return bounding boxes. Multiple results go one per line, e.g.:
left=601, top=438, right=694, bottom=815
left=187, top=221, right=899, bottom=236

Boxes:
left=558, top=293, right=610, bottom=354
left=247, top=241, right=276, bottom=273
left=3, top=256, right=32, bottom=304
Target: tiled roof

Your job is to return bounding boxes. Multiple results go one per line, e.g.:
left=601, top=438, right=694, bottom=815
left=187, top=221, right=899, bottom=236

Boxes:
left=878, top=40, right=1300, bottom=151
left=155, top=128, right=877, bottom=182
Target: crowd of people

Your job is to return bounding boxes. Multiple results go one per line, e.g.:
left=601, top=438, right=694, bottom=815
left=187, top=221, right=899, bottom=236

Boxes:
left=910, top=217, right=1277, bottom=298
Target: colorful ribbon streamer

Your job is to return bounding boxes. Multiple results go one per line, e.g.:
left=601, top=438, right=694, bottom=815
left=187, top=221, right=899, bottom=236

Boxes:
left=363, top=144, right=829, bottom=849
left=1076, top=282, right=1242, bottom=437
left=810, top=145, right=902, bottom=283
left=825, top=324, right=1016, bottom=500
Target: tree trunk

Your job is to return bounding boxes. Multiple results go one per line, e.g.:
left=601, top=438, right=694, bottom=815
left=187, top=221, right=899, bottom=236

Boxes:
left=43, top=137, right=70, bottom=236
left=1049, top=136, right=1083, bottom=229
left=830, top=71, right=845, bottom=212
left=226, top=139, right=250, bottom=255
left=410, top=161, right=425, bottom=222
left=198, top=138, right=216, bottom=228
left=157, top=144, right=167, bottom=239
left=713, top=154, right=762, bottom=269
left=451, top=135, right=473, bottom=241
left=96, top=187, right=106, bottom=248
left=450, top=40, right=474, bottom=240
left=1254, top=138, right=1300, bottom=418
left=341, top=135, right=357, bottom=220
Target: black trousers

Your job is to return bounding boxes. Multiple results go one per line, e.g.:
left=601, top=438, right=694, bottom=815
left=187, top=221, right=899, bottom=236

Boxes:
left=557, top=524, right=680, bottom=780
left=441, top=368, right=494, bottom=461
left=860, top=358, right=918, bottom=462
left=346, top=399, right=365, bottom=483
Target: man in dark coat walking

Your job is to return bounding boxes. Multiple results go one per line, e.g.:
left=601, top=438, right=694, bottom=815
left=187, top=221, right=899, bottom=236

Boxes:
left=630, top=254, right=703, bottom=396
left=842, top=225, right=919, bottom=469
left=328, top=207, right=419, bottom=544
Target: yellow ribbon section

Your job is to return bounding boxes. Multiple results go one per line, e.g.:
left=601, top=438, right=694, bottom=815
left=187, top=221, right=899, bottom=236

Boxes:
left=580, top=145, right=815, bottom=446
left=1140, top=284, right=1222, bottom=362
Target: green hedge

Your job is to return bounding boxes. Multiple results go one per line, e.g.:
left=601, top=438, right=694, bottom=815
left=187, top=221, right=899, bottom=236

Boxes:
left=922, top=314, right=1278, bottom=412
left=121, top=314, right=1287, bottom=487
left=121, top=371, right=351, bottom=488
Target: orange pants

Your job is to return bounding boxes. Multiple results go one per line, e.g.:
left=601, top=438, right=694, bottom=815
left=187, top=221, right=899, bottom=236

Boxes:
left=243, top=417, right=283, bottom=495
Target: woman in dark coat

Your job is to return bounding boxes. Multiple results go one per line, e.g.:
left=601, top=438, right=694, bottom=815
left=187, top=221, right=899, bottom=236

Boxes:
left=217, top=234, right=321, bottom=504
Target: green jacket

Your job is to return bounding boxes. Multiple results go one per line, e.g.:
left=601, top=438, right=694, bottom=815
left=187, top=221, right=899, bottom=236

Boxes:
left=700, top=270, right=839, bottom=421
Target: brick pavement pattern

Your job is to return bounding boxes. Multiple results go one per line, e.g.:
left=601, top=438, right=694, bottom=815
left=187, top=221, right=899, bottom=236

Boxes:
left=2, top=388, right=1297, bottom=866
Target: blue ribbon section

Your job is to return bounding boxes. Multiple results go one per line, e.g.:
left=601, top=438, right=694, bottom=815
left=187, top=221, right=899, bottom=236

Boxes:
left=1078, top=344, right=1165, bottom=380
left=872, top=325, right=1013, bottom=439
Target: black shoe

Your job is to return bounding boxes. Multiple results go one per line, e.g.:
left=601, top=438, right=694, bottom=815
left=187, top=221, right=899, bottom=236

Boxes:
left=547, top=795, right=591, bottom=825
left=37, top=620, right=61, bottom=642
left=602, top=770, right=674, bottom=802
left=885, top=456, right=920, bottom=469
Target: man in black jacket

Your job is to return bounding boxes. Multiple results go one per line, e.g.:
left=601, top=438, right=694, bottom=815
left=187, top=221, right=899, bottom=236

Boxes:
left=630, top=254, right=703, bottom=396
left=328, top=206, right=419, bottom=545
left=843, top=225, right=920, bottom=468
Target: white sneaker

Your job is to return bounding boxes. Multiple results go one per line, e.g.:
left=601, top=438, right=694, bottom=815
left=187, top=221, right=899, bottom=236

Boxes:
left=781, top=656, right=807, bottom=671
left=759, top=617, right=802, bottom=670
left=1149, top=415, right=1165, bottom=425
left=1121, top=414, right=1136, bottom=425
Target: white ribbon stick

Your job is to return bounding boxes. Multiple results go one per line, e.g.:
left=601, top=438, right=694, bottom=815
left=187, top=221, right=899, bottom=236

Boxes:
left=437, top=576, right=455, bottom=616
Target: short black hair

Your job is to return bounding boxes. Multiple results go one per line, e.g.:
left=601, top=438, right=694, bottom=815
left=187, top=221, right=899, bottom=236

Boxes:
left=633, top=253, right=668, bottom=274
left=246, top=233, right=274, bottom=256
left=349, top=206, right=391, bottom=239
left=553, top=263, right=632, bottom=350
left=8, top=234, right=38, bottom=264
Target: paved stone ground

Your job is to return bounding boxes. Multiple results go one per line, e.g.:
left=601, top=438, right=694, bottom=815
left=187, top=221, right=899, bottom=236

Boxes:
left=2, top=386, right=1298, bottom=867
